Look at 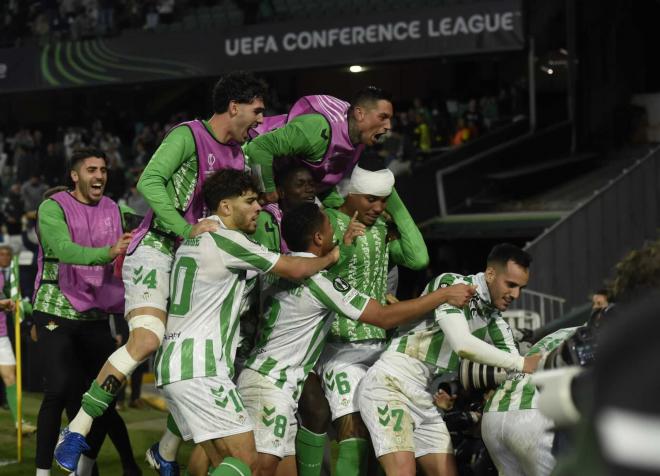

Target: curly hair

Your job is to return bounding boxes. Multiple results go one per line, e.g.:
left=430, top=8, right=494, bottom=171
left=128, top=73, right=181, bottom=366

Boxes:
left=202, top=169, right=258, bottom=212
left=609, top=238, right=660, bottom=300
left=211, top=71, right=268, bottom=114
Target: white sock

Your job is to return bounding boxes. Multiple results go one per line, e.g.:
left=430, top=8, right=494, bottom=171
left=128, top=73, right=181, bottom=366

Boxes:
left=75, top=454, right=95, bottom=476
left=69, top=409, right=94, bottom=436
left=36, top=469, right=51, bottom=476
left=159, top=428, right=182, bottom=461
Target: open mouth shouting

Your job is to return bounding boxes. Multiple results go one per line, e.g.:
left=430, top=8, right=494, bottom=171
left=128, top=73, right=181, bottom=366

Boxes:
left=373, top=131, right=389, bottom=144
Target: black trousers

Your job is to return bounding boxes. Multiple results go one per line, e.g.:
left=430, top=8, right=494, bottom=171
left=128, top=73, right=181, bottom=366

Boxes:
left=33, top=311, right=137, bottom=471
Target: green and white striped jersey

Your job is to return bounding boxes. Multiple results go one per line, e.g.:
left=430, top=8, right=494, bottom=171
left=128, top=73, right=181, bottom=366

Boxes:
left=326, top=209, right=389, bottom=342
left=154, top=215, right=279, bottom=387
left=389, top=272, right=518, bottom=374
left=484, top=327, right=578, bottom=413
left=244, top=253, right=369, bottom=400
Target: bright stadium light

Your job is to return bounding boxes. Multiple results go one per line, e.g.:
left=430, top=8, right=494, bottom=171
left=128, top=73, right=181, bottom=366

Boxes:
left=349, top=65, right=364, bottom=73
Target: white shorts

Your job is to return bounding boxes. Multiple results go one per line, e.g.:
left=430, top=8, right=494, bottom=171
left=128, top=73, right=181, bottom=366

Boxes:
left=316, top=340, right=385, bottom=421
left=357, top=351, right=453, bottom=458
left=481, top=409, right=556, bottom=476
left=0, top=336, right=16, bottom=365
left=237, top=368, right=297, bottom=459
left=162, top=375, right=253, bottom=444
left=123, top=245, right=173, bottom=315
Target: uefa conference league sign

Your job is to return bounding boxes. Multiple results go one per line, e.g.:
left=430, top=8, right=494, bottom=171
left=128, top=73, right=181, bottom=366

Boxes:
left=0, top=0, right=522, bottom=91
left=225, top=7, right=521, bottom=59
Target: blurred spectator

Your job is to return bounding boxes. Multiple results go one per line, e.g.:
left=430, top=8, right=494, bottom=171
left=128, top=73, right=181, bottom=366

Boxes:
left=15, top=145, right=38, bottom=184
left=122, top=182, right=149, bottom=217
left=480, top=95, right=499, bottom=130
left=1, top=183, right=25, bottom=253
left=463, top=98, right=484, bottom=136
left=590, top=289, right=610, bottom=312
left=63, top=127, right=83, bottom=159
left=143, top=0, right=159, bottom=30
left=412, top=113, right=432, bottom=154
left=451, top=118, right=472, bottom=146
left=21, top=175, right=48, bottom=213
left=42, top=143, right=67, bottom=187
left=157, top=0, right=175, bottom=24
left=132, top=141, right=149, bottom=167
left=105, top=156, right=127, bottom=202
left=97, top=0, right=115, bottom=36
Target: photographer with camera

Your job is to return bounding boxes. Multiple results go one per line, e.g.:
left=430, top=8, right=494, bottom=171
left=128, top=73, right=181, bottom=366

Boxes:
left=357, top=243, right=542, bottom=476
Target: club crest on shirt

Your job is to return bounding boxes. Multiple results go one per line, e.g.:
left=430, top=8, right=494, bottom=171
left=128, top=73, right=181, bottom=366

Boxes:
left=333, top=277, right=350, bottom=293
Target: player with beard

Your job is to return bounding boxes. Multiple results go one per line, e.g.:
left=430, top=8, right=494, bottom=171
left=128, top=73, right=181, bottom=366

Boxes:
left=57, top=72, right=275, bottom=474
left=244, top=87, right=393, bottom=206
left=32, top=148, right=137, bottom=476
left=357, top=244, right=542, bottom=476
left=156, top=169, right=339, bottom=476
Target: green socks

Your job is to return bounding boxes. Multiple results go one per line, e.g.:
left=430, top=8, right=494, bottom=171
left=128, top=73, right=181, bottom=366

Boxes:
left=210, top=457, right=252, bottom=476
left=6, top=383, right=17, bottom=424
left=81, top=380, right=114, bottom=418
left=167, top=413, right=182, bottom=438
left=335, top=438, right=368, bottom=476
left=296, top=426, right=327, bottom=476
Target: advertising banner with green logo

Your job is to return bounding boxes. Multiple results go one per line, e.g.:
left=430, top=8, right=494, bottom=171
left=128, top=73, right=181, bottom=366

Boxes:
left=0, top=0, right=523, bottom=93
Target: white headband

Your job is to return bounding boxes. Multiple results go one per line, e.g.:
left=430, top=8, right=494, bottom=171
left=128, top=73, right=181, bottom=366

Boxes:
left=346, top=165, right=395, bottom=197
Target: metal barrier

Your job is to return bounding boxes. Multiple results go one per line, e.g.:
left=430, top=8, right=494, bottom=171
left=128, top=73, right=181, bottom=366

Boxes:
left=507, top=288, right=565, bottom=327
left=524, top=146, right=660, bottom=312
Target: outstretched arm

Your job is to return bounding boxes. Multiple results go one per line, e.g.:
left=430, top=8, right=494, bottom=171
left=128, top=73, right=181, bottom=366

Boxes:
left=359, top=284, right=477, bottom=329
left=270, top=247, right=340, bottom=281
left=244, top=114, right=330, bottom=195
left=438, top=312, right=540, bottom=373
left=387, top=188, right=429, bottom=270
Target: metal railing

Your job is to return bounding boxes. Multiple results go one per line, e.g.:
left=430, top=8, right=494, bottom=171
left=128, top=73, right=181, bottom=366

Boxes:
left=524, top=146, right=660, bottom=310
left=508, top=288, right=565, bottom=327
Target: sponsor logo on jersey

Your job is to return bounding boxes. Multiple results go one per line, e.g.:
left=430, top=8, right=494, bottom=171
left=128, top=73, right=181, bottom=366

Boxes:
left=332, top=277, right=350, bottom=293
left=45, top=320, right=58, bottom=331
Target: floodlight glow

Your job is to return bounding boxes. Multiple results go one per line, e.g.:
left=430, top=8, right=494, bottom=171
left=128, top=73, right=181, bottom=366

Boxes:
left=349, top=65, right=364, bottom=73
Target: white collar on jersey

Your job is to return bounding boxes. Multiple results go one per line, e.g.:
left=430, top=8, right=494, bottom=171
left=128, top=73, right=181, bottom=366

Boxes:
left=288, top=251, right=317, bottom=258
left=473, top=272, right=493, bottom=305
left=203, top=215, right=228, bottom=229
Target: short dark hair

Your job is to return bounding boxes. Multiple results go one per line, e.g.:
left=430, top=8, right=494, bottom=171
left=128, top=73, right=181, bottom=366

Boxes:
left=350, top=86, right=393, bottom=111
left=357, top=154, right=387, bottom=172
left=594, top=289, right=609, bottom=298
left=275, top=164, right=311, bottom=188
left=202, top=169, right=258, bottom=212
left=282, top=202, right=326, bottom=252
left=212, top=71, right=268, bottom=114
left=70, top=147, right=106, bottom=171
left=487, top=243, right=532, bottom=269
